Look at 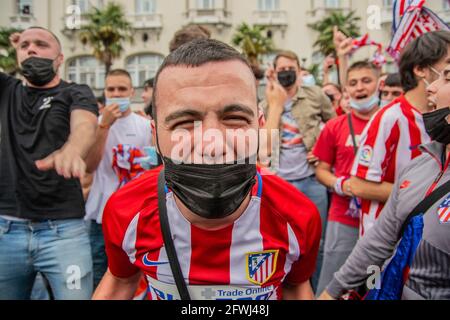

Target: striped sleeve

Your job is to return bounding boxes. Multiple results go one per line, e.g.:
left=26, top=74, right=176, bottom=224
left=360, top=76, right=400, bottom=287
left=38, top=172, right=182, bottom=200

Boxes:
left=351, top=105, right=400, bottom=183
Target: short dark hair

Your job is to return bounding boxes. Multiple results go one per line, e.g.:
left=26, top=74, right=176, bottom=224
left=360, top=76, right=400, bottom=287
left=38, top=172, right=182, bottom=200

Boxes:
left=384, top=73, right=402, bottom=87
left=106, top=69, right=133, bottom=82
left=322, top=82, right=342, bottom=93
left=169, top=25, right=211, bottom=53
left=153, top=39, right=253, bottom=120
left=347, top=60, right=380, bottom=78
left=143, top=78, right=155, bottom=89
left=251, top=64, right=264, bottom=80
left=399, top=30, right=450, bottom=92
left=274, top=50, right=301, bottom=68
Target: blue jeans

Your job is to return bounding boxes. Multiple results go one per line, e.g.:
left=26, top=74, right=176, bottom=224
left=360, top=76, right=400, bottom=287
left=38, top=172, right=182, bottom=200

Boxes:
left=0, top=217, right=93, bottom=300
left=88, top=221, right=108, bottom=289
left=289, top=175, right=328, bottom=293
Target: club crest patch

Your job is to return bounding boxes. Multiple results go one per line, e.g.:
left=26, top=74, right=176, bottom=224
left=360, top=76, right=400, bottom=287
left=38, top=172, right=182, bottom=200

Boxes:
left=246, top=250, right=279, bottom=286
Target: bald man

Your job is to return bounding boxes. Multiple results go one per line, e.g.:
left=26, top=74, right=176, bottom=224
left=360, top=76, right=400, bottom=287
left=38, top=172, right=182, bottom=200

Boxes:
left=0, top=27, right=98, bottom=299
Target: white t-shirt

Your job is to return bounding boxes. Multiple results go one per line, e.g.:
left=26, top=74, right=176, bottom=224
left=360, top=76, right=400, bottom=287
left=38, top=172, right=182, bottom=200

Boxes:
left=85, top=113, right=152, bottom=224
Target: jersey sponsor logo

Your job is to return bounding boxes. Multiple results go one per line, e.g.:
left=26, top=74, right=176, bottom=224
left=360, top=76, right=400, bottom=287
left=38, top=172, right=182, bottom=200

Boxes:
left=146, top=275, right=276, bottom=300
left=38, top=97, right=54, bottom=111
left=246, top=250, right=278, bottom=286
left=438, top=195, right=450, bottom=224
left=142, top=253, right=169, bottom=267
left=359, top=146, right=373, bottom=167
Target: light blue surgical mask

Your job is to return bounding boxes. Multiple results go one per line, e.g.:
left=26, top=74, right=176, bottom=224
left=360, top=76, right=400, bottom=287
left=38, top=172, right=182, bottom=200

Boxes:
left=350, top=93, right=380, bottom=113
left=106, top=97, right=131, bottom=113
left=302, top=74, right=316, bottom=87
left=380, top=100, right=391, bottom=108
left=137, top=146, right=159, bottom=170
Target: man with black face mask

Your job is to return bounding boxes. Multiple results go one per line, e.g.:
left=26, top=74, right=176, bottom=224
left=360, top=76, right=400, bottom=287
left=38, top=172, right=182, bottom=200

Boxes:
left=0, top=27, right=98, bottom=299
left=93, top=39, right=321, bottom=300
left=260, top=50, right=335, bottom=292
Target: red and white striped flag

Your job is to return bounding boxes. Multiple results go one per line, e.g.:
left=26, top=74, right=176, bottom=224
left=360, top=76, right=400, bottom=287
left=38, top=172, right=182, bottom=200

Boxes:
left=388, top=0, right=450, bottom=60
left=350, top=34, right=386, bottom=67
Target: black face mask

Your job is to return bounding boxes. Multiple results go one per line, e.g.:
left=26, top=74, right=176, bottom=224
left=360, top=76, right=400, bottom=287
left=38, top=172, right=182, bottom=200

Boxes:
left=277, top=70, right=297, bottom=88
left=20, top=56, right=57, bottom=87
left=163, top=157, right=257, bottom=220
left=423, top=107, right=450, bottom=145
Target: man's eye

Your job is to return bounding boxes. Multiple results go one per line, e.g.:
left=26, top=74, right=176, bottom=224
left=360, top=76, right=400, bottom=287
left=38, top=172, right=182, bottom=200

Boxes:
left=173, top=120, right=195, bottom=129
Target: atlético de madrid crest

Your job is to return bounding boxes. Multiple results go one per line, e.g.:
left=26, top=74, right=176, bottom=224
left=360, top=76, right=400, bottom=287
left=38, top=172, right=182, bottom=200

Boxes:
left=438, top=195, right=450, bottom=224
left=246, top=250, right=279, bottom=286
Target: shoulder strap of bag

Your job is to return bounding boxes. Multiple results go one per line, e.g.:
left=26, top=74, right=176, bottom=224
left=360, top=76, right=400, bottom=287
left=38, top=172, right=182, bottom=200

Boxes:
left=347, top=113, right=358, bottom=155
left=399, top=178, right=450, bottom=236
left=158, top=170, right=191, bottom=300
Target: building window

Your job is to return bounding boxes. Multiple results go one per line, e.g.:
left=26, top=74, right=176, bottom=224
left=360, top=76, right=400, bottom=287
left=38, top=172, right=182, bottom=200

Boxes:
left=71, top=0, right=103, bottom=14
left=136, top=0, right=156, bottom=14
left=324, top=0, right=340, bottom=8
left=18, top=0, right=33, bottom=15
left=444, top=0, right=450, bottom=10
left=68, top=56, right=105, bottom=89
left=197, top=0, right=215, bottom=10
left=126, top=54, right=164, bottom=88
left=258, top=0, right=280, bottom=11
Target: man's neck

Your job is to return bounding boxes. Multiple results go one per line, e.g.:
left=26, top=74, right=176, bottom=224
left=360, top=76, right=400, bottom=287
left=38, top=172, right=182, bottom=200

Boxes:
left=286, top=86, right=298, bottom=100
left=404, top=86, right=430, bottom=114
left=353, top=106, right=380, bottom=121
left=174, top=193, right=252, bottom=231
left=25, top=75, right=61, bottom=89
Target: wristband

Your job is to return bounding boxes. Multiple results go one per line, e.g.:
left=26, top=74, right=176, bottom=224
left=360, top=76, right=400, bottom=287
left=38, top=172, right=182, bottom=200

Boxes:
left=99, top=123, right=110, bottom=130
left=334, top=176, right=349, bottom=196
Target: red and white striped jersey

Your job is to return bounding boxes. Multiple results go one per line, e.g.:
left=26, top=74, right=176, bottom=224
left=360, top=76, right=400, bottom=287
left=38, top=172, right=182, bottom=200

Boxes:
left=351, top=96, right=430, bottom=237
left=102, top=167, right=321, bottom=300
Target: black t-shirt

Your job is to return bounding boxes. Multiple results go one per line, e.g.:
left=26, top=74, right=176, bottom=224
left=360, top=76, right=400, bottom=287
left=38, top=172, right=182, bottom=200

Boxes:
left=0, top=72, right=98, bottom=220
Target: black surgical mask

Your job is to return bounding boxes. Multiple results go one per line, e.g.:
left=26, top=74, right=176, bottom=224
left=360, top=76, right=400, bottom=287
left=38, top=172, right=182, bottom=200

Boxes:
left=20, top=56, right=57, bottom=87
left=423, top=107, right=450, bottom=145
left=163, top=157, right=257, bottom=220
left=277, top=70, right=297, bottom=88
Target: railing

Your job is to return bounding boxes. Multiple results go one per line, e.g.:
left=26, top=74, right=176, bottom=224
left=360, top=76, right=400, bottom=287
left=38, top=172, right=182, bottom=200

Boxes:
left=128, top=14, right=163, bottom=29
left=185, top=8, right=232, bottom=26
left=10, top=14, right=36, bottom=29
left=253, top=10, right=288, bottom=26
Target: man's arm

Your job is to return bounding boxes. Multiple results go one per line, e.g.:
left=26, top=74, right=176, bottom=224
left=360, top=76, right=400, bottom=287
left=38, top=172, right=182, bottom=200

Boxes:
left=347, top=176, right=393, bottom=203
left=84, top=104, right=122, bottom=173
left=316, top=161, right=353, bottom=197
left=36, top=109, right=97, bottom=179
left=283, top=281, right=315, bottom=300
left=333, top=26, right=353, bottom=87
left=92, top=269, right=141, bottom=300
left=318, top=173, right=406, bottom=299
left=262, top=79, right=287, bottom=158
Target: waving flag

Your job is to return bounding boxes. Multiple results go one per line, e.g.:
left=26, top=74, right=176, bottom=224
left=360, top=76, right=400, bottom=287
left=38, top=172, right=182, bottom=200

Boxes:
left=112, top=144, right=148, bottom=189
left=388, top=0, right=450, bottom=60
left=350, top=34, right=387, bottom=67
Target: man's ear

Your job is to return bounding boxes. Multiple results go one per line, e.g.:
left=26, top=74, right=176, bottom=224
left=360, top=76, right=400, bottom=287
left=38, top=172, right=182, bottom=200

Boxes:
left=151, top=119, right=158, bottom=151
left=413, top=65, right=427, bottom=80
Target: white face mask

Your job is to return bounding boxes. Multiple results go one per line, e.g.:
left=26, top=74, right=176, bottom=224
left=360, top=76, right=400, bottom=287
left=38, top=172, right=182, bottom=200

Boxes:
left=350, top=93, right=380, bottom=113
left=302, top=74, right=316, bottom=87
left=106, top=97, right=131, bottom=113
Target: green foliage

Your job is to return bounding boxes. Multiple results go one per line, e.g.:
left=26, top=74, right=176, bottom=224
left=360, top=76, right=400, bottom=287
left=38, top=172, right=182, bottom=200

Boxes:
left=308, top=10, right=360, bottom=56
left=232, top=23, right=274, bottom=66
left=0, top=27, right=22, bottom=75
left=79, top=3, right=133, bottom=74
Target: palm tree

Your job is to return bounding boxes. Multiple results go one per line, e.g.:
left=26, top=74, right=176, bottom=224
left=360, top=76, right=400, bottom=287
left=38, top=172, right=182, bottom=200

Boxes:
left=232, top=23, right=274, bottom=66
left=308, top=10, right=361, bottom=57
left=79, top=3, right=134, bottom=75
left=0, top=27, right=22, bottom=75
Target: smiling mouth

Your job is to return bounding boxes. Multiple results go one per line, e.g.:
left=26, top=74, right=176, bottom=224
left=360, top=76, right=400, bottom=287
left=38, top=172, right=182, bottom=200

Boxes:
left=356, top=94, right=368, bottom=100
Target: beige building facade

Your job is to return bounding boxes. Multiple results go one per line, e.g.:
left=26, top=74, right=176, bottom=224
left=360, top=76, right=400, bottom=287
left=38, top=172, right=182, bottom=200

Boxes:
left=1, top=0, right=449, bottom=100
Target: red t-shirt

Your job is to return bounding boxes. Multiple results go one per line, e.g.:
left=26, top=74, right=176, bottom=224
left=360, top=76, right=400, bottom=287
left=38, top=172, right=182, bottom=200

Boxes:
left=313, top=112, right=369, bottom=228
left=102, top=166, right=321, bottom=300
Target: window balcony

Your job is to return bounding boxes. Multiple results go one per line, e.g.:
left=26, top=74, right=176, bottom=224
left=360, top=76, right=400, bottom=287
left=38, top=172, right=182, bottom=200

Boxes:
left=253, top=10, right=288, bottom=27
left=128, top=14, right=163, bottom=30
left=185, top=8, right=232, bottom=28
left=10, top=14, right=36, bottom=29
